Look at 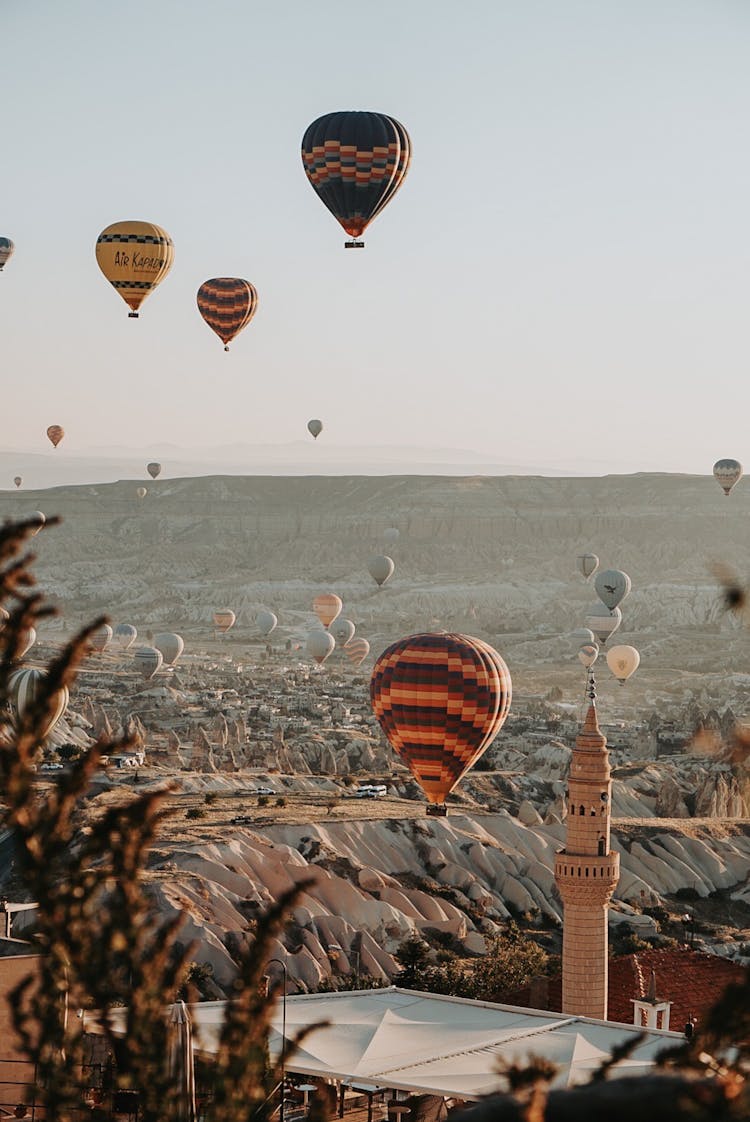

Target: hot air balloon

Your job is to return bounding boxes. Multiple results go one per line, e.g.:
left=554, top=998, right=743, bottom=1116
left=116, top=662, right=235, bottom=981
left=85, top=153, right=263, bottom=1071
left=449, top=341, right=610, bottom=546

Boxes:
left=578, top=642, right=599, bottom=669
left=136, top=487, right=147, bottom=499
left=0, top=607, right=9, bottom=628
left=11, top=627, right=36, bottom=660
left=8, top=667, right=69, bottom=740
left=89, top=623, right=113, bottom=653
left=13, top=477, right=21, bottom=489
left=114, top=623, right=137, bottom=649
left=147, top=462, right=162, bottom=479
left=330, top=617, right=355, bottom=646
left=197, top=278, right=258, bottom=351
left=307, top=419, right=323, bottom=439
left=47, top=425, right=64, bottom=448
left=134, top=646, right=163, bottom=680
left=301, top=112, right=412, bottom=247
left=306, top=629, right=335, bottom=665
left=154, top=632, right=184, bottom=665
left=368, top=555, right=394, bottom=588
left=713, top=459, right=743, bottom=496
left=572, top=627, right=596, bottom=645
left=0, top=237, right=14, bottom=271
left=584, top=604, right=622, bottom=646
left=383, top=527, right=400, bottom=544
left=606, top=644, right=640, bottom=684
left=371, top=633, right=511, bottom=810
left=594, top=569, right=631, bottom=611
left=577, top=553, right=599, bottom=580
left=95, top=221, right=174, bottom=318
left=256, top=610, right=278, bottom=637
left=345, top=637, right=370, bottom=667
left=313, top=594, right=342, bottom=628
left=213, top=609, right=236, bottom=634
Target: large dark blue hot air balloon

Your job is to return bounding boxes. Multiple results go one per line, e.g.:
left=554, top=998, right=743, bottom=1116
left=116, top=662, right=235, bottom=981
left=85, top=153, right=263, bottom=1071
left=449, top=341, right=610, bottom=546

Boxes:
left=301, top=111, right=411, bottom=247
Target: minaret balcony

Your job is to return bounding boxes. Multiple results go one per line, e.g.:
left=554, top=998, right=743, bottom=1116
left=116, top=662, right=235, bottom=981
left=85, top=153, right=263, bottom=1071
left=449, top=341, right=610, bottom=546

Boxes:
left=554, top=851, right=620, bottom=902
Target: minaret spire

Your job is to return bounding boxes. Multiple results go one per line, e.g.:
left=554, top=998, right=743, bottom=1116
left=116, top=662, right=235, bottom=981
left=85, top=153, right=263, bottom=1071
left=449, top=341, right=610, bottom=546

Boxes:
left=554, top=672, right=620, bottom=1019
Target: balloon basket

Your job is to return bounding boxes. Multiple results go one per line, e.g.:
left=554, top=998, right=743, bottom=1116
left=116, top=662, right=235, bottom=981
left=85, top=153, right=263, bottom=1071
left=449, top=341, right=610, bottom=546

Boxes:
left=128, top=312, right=139, bottom=319
left=344, top=240, right=365, bottom=249
left=426, top=804, right=448, bottom=817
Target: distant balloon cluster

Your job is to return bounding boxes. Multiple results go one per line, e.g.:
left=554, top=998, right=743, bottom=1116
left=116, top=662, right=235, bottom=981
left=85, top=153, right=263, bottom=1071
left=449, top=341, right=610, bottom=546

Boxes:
left=575, top=555, right=639, bottom=687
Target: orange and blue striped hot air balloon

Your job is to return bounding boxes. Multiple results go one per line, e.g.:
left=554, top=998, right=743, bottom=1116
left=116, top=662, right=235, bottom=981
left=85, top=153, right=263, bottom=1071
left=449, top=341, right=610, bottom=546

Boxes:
left=301, top=111, right=411, bottom=247
left=197, top=278, right=259, bottom=351
left=370, top=633, right=512, bottom=810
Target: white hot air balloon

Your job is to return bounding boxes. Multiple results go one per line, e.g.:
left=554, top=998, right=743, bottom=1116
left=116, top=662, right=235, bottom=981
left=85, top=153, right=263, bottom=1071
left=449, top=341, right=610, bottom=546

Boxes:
left=368, top=555, right=395, bottom=587
left=713, top=459, right=743, bottom=496
left=572, top=627, right=596, bottom=645
left=383, top=527, right=400, bottom=544
left=577, top=553, right=599, bottom=580
left=256, top=610, right=278, bottom=637
left=330, top=617, right=355, bottom=646
left=8, top=667, right=69, bottom=741
left=606, top=644, right=640, bottom=684
left=28, top=512, right=46, bottom=537
left=134, top=646, right=163, bottom=680
left=136, top=487, right=148, bottom=500
left=584, top=604, right=622, bottom=646
left=114, top=623, right=137, bottom=649
left=15, top=627, right=36, bottom=660
left=306, top=630, right=335, bottom=665
left=89, top=623, right=113, bottom=653
left=594, top=569, right=632, bottom=611
left=578, top=642, right=599, bottom=669
left=154, top=632, right=184, bottom=665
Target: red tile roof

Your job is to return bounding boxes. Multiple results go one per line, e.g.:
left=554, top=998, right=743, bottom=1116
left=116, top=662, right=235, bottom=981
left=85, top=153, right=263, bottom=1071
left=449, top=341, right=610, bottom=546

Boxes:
left=504, top=947, right=746, bottom=1032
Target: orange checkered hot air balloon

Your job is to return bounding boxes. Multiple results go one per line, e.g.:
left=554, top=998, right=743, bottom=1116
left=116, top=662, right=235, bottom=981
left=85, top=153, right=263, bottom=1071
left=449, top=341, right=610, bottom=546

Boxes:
left=46, top=425, right=64, bottom=448
left=197, top=278, right=259, bottom=351
left=370, top=633, right=512, bottom=812
left=313, top=594, right=343, bottom=628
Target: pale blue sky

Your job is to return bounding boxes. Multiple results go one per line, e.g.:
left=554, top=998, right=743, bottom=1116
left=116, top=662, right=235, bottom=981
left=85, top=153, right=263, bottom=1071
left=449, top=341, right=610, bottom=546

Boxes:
left=2, top=0, right=750, bottom=473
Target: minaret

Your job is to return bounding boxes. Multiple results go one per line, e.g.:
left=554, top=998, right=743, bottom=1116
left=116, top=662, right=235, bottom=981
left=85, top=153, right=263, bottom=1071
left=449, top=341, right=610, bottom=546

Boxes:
left=554, top=672, right=620, bottom=1019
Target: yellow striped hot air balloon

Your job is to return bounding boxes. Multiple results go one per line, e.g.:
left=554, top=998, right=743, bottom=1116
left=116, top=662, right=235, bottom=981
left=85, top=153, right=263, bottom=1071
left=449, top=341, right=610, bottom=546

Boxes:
left=96, top=221, right=174, bottom=318
left=370, top=633, right=511, bottom=811
left=313, top=594, right=342, bottom=628
left=197, top=278, right=259, bottom=351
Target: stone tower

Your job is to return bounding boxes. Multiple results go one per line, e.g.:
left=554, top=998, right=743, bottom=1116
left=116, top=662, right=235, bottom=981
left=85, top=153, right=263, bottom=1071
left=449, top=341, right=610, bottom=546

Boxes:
left=554, top=674, right=620, bottom=1019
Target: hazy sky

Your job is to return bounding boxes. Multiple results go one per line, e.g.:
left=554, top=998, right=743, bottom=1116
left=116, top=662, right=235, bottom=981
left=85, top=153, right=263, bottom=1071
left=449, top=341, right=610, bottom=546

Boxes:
left=3, top=0, right=750, bottom=474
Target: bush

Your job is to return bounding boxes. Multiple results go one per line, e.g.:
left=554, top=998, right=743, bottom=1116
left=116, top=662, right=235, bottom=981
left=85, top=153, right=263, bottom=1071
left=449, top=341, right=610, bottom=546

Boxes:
left=186, top=806, right=206, bottom=820
left=275, top=797, right=287, bottom=808
left=258, top=795, right=270, bottom=807
left=204, top=792, right=218, bottom=805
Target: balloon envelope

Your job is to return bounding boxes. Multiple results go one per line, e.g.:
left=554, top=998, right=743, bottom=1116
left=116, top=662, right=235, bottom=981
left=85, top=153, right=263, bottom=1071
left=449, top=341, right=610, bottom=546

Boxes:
left=90, top=623, right=113, bottom=653
left=313, top=594, right=342, bottom=628
left=136, top=487, right=147, bottom=499
left=578, top=642, right=599, bottom=669
left=584, top=604, right=622, bottom=645
left=213, top=609, right=236, bottom=633
left=594, top=569, right=632, bottom=611
left=713, top=459, right=743, bottom=496
left=96, top=221, right=174, bottom=317
left=197, top=278, right=258, bottom=349
left=345, top=637, right=370, bottom=667
left=371, top=633, right=511, bottom=806
left=13, top=477, right=21, bottom=488
left=307, top=419, right=323, bottom=439
left=114, top=623, right=137, bottom=649
left=368, top=555, right=395, bottom=587
left=154, top=632, right=184, bottom=665
left=577, top=553, right=599, bottom=580
left=572, top=627, right=596, bottom=645
left=331, top=618, right=355, bottom=645
left=0, top=237, right=14, bottom=271
left=147, top=462, right=162, bottom=479
left=256, top=610, right=278, bottom=636
left=47, top=425, right=64, bottom=448
left=306, top=629, right=335, bottom=664
left=14, top=627, right=36, bottom=660
left=301, top=111, right=412, bottom=244
left=606, top=644, right=640, bottom=684
left=134, top=646, right=163, bottom=680
left=383, top=527, right=400, bottom=544
left=28, top=512, right=45, bottom=537
left=8, top=666, right=69, bottom=740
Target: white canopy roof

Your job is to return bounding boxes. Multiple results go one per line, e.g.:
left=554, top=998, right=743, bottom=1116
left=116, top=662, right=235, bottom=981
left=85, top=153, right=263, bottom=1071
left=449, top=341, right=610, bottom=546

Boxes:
left=188, top=987, right=679, bottom=1099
